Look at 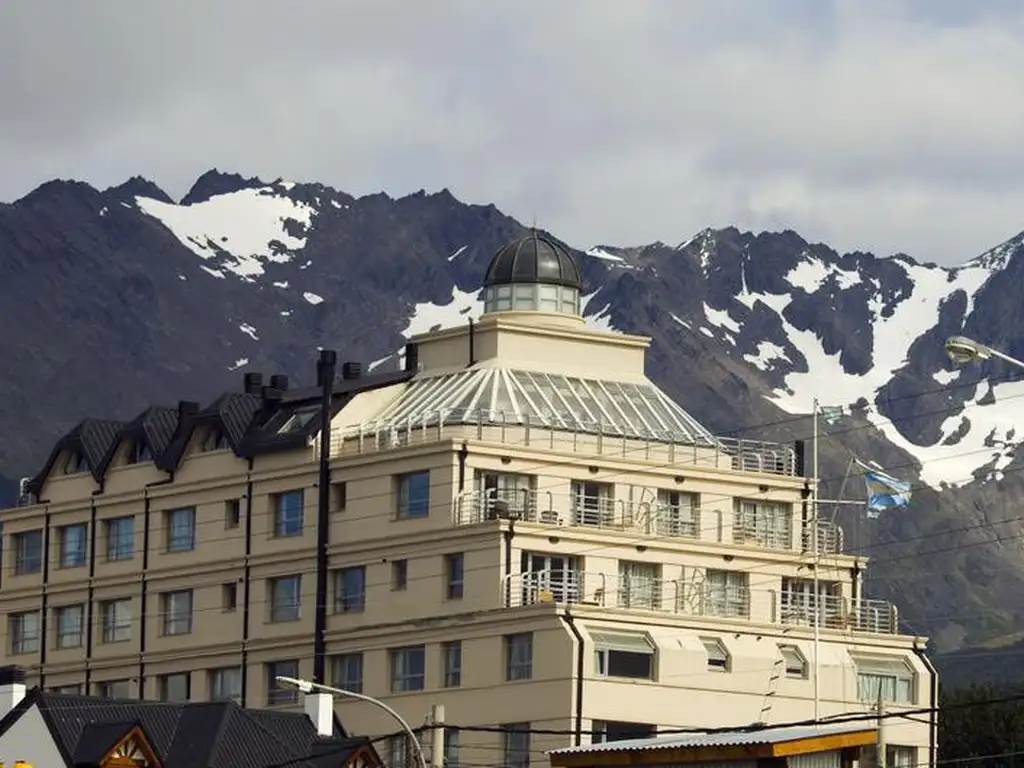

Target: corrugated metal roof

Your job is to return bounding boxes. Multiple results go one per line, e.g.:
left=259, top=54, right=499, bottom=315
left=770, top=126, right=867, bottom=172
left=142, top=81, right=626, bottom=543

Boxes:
left=548, top=721, right=877, bottom=756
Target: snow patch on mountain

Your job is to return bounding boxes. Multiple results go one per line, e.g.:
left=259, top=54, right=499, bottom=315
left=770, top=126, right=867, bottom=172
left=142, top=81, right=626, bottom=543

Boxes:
left=135, top=188, right=316, bottom=280
left=723, top=250, right=1005, bottom=488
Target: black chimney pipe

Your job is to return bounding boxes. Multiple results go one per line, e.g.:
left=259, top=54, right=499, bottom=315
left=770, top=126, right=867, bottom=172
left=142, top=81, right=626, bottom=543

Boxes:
left=313, top=349, right=337, bottom=685
left=404, top=342, right=419, bottom=373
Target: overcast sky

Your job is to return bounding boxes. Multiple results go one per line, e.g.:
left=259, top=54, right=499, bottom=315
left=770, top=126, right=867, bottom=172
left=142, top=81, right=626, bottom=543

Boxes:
left=2, top=1, right=1024, bottom=265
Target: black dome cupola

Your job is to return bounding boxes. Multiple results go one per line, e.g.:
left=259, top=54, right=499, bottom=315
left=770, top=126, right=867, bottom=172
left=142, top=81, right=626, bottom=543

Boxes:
left=482, top=231, right=583, bottom=316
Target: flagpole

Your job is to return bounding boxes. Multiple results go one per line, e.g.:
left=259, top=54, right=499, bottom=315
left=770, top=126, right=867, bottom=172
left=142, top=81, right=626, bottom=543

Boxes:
left=812, top=396, right=821, bottom=723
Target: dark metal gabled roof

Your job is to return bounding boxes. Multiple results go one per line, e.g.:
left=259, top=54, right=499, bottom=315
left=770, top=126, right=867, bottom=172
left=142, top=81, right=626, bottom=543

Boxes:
left=25, top=417, right=125, bottom=496
left=194, top=392, right=264, bottom=451
left=0, top=687, right=368, bottom=768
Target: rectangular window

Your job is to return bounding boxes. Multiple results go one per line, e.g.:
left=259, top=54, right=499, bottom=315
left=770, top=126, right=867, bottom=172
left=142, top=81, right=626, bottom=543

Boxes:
left=701, top=637, right=730, bottom=671
left=269, top=575, right=301, bottom=622
left=592, top=721, right=657, bottom=743
left=166, top=507, right=196, bottom=551
left=444, top=729, right=460, bottom=768
left=443, top=641, right=462, bottom=688
left=887, top=746, right=917, bottom=768
left=159, top=672, right=190, bottom=702
left=331, top=653, right=364, bottom=693
left=392, top=559, right=408, bottom=590
left=97, top=679, right=133, bottom=699
left=703, top=569, right=750, bottom=618
left=445, top=553, right=465, bottom=600
left=390, top=645, right=426, bottom=692
left=388, top=734, right=428, bottom=768
left=101, top=598, right=132, bottom=643
left=55, top=604, right=85, bottom=649
left=51, top=684, right=82, bottom=694
left=267, top=660, right=300, bottom=705
left=162, top=590, right=193, bottom=635
left=733, top=500, right=793, bottom=550
left=9, top=611, right=40, bottom=654
left=222, top=583, right=237, bottom=612
left=335, top=566, right=366, bottom=613
left=397, top=471, right=431, bottom=519
left=855, top=658, right=916, bottom=704
left=654, top=490, right=698, bottom=538
left=502, top=723, right=531, bottom=768
left=59, top=524, right=88, bottom=568
left=505, top=633, right=533, bottom=681
left=617, top=561, right=661, bottom=609
left=593, top=632, right=655, bottom=680
left=274, top=490, right=304, bottom=537
left=106, top=516, right=134, bottom=561
left=780, top=644, right=808, bottom=678
left=210, top=667, right=242, bottom=702
left=13, top=530, right=43, bottom=575
left=225, top=499, right=241, bottom=529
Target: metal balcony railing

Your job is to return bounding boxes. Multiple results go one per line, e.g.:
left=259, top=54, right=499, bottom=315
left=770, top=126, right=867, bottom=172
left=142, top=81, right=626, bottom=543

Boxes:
left=501, top=570, right=899, bottom=635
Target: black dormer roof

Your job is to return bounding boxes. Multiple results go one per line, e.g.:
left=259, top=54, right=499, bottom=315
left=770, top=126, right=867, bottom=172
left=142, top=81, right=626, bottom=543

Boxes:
left=97, top=405, right=180, bottom=477
left=25, top=418, right=125, bottom=496
left=193, top=392, right=264, bottom=452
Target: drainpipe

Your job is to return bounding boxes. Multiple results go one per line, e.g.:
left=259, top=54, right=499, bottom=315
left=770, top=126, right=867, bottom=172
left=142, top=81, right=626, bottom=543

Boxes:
left=39, top=507, right=52, bottom=689
left=241, top=458, right=255, bottom=706
left=85, top=494, right=99, bottom=692
left=559, top=608, right=586, bottom=746
left=457, top=443, right=468, bottom=492
left=503, top=519, right=515, bottom=608
left=913, top=640, right=938, bottom=768
left=467, top=319, right=476, bottom=367
left=313, top=349, right=337, bottom=685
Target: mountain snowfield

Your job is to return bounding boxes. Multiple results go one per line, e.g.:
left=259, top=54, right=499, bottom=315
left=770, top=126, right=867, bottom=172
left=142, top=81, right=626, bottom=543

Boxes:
left=126, top=178, right=1024, bottom=495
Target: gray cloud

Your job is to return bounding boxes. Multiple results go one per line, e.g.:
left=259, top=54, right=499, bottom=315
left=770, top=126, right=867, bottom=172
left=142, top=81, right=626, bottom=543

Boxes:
left=2, top=0, right=1024, bottom=264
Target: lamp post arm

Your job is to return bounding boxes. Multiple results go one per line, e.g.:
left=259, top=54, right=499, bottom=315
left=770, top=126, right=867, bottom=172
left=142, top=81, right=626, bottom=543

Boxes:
left=988, top=347, right=1024, bottom=371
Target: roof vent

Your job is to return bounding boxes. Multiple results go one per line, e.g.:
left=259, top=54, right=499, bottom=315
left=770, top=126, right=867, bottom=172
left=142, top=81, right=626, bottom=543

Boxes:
left=178, top=400, right=200, bottom=418
left=269, top=374, right=289, bottom=391
left=243, top=372, right=264, bottom=395
left=342, top=361, right=362, bottom=380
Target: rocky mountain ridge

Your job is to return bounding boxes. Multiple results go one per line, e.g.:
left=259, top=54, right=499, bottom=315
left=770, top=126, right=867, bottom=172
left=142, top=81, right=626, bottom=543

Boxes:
left=3, top=169, right=1024, bottom=680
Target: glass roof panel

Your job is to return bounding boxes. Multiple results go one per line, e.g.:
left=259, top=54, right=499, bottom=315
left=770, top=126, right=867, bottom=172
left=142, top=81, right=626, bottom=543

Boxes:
left=367, top=368, right=717, bottom=446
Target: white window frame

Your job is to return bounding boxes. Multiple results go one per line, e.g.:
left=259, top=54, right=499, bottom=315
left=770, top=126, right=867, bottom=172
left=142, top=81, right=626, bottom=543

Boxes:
left=10, top=611, right=40, bottom=654
left=56, top=604, right=84, bottom=649
left=779, top=644, right=808, bottom=678
left=505, top=632, right=533, bottom=681
left=332, top=652, right=364, bottom=693
left=443, top=641, right=462, bottom=688
left=502, top=723, right=531, bottom=768
left=162, top=589, right=193, bottom=635
left=592, top=631, right=656, bottom=680
left=210, top=667, right=242, bottom=701
left=854, top=656, right=916, bottom=705
left=102, top=598, right=132, bottom=643
left=701, top=636, right=730, bottom=672
left=391, top=645, right=426, bottom=692
left=270, top=575, right=302, bottom=622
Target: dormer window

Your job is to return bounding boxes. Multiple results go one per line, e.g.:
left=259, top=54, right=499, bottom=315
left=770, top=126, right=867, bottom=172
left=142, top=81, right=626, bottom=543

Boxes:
left=127, top=441, right=153, bottom=464
left=278, top=406, right=319, bottom=435
left=202, top=428, right=231, bottom=452
left=64, top=451, right=89, bottom=475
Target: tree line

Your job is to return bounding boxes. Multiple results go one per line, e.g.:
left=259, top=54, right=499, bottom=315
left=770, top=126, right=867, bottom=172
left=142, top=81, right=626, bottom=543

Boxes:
left=940, top=683, right=1024, bottom=766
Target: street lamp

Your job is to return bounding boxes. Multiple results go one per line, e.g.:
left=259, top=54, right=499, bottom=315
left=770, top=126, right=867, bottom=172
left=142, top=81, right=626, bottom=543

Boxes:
left=945, top=335, right=1024, bottom=370
left=276, top=676, right=428, bottom=768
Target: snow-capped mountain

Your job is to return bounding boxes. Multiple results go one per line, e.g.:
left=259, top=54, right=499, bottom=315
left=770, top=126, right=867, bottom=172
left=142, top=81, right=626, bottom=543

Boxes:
left=3, top=169, right=1024, bottom=671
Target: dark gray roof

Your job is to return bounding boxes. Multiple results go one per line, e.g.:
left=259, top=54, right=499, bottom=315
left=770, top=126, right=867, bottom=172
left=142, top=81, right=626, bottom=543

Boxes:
left=0, top=688, right=373, bottom=768
left=483, top=231, right=583, bottom=291
left=195, top=392, right=264, bottom=449
left=25, top=417, right=125, bottom=495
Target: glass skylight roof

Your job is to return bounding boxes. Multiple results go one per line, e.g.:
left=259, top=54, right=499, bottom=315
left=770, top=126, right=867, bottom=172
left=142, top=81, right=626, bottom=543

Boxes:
left=371, top=368, right=718, bottom=447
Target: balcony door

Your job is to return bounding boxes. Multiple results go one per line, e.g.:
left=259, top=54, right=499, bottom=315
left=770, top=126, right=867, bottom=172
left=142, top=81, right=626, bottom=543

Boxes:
left=478, top=471, right=535, bottom=518
left=521, top=552, right=580, bottom=603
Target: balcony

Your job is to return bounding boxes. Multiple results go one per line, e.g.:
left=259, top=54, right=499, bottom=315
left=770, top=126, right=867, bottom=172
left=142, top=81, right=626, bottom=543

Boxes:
left=502, top=570, right=899, bottom=635
left=330, top=409, right=797, bottom=477
left=452, top=489, right=846, bottom=555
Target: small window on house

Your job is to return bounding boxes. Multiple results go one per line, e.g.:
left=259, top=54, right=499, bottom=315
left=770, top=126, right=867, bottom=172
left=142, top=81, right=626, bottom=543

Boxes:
left=159, top=672, right=190, bottom=702
left=58, top=524, right=88, bottom=568
left=592, top=632, right=656, bottom=680
left=9, top=611, right=40, bottom=655
left=210, top=667, right=242, bottom=701
left=278, top=406, right=319, bottom=434
left=101, top=598, right=132, bottom=643
left=267, top=660, right=299, bottom=705
left=65, top=450, right=89, bottom=474
left=854, top=656, right=916, bottom=705
left=701, top=637, right=730, bottom=671
left=106, top=516, right=135, bottom=561
left=13, top=530, right=43, bottom=575
left=128, top=441, right=154, bottom=464
left=55, top=604, right=85, bottom=649
left=97, top=679, right=134, bottom=699
left=269, top=575, right=302, bottom=622
left=779, top=644, right=807, bottom=678
left=274, top=490, right=304, bottom=537
left=505, top=633, right=533, bottom=681
left=444, top=730, right=460, bottom=768
left=202, top=429, right=231, bottom=452
left=392, top=559, right=408, bottom=591
left=166, top=507, right=196, bottom=551
left=445, top=553, right=465, bottom=600
left=886, top=745, right=917, bottom=768
left=333, top=481, right=347, bottom=511
left=443, top=640, right=462, bottom=688
left=222, top=583, right=238, bottom=612
left=331, top=652, right=364, bottom=693
left=502, top=724, right=531, bottom=768
left=334, top=566, right=366, bottom=613
left=390, top=646, right=426, bottom=692
left=397, top=471, right=431, bottom=519
left=225, top=499, right=241, bottom=529
left=162, top=590, right=193, bottom=635
left=592, top=721, right=658, bottom=743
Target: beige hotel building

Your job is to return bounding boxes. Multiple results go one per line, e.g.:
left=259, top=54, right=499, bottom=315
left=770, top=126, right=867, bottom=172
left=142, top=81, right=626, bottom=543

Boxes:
left=0, top=233, right=935, bottom=768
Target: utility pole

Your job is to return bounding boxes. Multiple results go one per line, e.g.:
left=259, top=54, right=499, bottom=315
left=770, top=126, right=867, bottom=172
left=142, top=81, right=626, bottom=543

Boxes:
left=876, top=689, right=886, bottom=768
left=812, top=397, right=821, bottom=722
left=313, top=349, right=337, bottom=684
left=429, top=704, right=446, bottom=768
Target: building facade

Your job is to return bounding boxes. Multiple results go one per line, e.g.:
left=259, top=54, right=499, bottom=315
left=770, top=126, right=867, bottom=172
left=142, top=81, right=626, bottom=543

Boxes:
left=0, top=232, right=936, bottom=768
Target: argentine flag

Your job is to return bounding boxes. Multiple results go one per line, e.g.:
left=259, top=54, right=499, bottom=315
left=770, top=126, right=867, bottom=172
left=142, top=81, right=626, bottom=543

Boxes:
left=854, top=458, right=912, bottom=517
